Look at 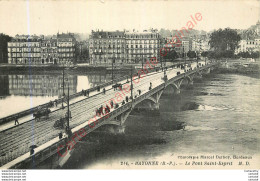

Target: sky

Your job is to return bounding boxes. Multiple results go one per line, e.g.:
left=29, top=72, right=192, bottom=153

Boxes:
left=0, top=0, right=259, bottom=36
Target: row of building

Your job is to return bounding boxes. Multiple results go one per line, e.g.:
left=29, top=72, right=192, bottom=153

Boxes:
left=163, top=36, right=210, bottom=55
left=8, top=30, right=211, bottom=65
left=89, top=30, right=161, bottom=65
left=8, top=33, right=76, bottom=65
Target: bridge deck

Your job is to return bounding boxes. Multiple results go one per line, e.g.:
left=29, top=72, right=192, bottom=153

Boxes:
left=0, top=61, right=214, bottom=167
left=0, top=76, right=129, bottom=132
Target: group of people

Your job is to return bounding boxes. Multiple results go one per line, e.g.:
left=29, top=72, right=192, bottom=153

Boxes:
left=48, top=100, right=59, bottom=108
left=82, top=89, right=90, bottom=97
left=95, top=104, right=111, bottom=117
left=122, top=95, right=130, bottom=105
left=112, top=83, right=122, bottom=91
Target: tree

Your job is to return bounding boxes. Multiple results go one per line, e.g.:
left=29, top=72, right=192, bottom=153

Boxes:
left=237, top=51, right=259, bottom=58
left=209, top=28, right=241, bottom=57
left=163, top=50, right=178, bottom=61
left=187, top=51, right=196, bottom=58
left=0, top=33, right=12, bottom=63
left=201, top=51, right=208, bottom=57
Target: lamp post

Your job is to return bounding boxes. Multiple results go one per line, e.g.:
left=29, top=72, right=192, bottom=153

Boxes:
left=164, top=54, right=166, bottom=77
left=112, top=55, right=115, bottom=82
left=62, top=63, right=65, bottom=109
left=130, top=65, right=133, bottom=101
left=183, top=47, right=186, bottom=72
left=142, top=55, right=144, bottom=70
left=66, top=72, right=72, bottom=135
left=195, top=51, right=198, bottom=67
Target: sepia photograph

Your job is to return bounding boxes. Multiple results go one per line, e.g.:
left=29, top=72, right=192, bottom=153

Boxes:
left=0, top=0, right=259, bottom=176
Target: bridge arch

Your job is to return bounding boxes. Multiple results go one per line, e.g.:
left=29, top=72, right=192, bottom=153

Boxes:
left=163, top=82, right=181, bottom=95
left=132, top=97, right=159, bottom=111
left=182, top=75, right=193, bottom=85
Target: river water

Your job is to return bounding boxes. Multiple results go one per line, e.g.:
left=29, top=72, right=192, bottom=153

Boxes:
left=0, top=68, right=259, bottom=169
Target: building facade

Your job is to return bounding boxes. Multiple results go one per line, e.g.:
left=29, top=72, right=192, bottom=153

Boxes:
left=89, top=31, right=126, bottom=65
left=89, top=30, right=161, bottom=65
left=8, top=35, right=42, bottom=64
left=125, top=31, right=160, bottom=64
left=57, top=33, right=76, bottom=65
left=41, top=38, right=58, bottom=64
left=236, top=38, right=260, bottom=53
left=8, top=33, right=76, bottom=65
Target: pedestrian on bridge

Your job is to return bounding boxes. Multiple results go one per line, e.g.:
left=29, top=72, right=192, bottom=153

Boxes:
left=14, top=117, right=19, bottom=125
left=110, top=100, right=114, bottom=108
left=103, top=88, right=106, bottom=94
left=138, top=89, right=141, bottom=95
left=54, top=100, right=58, bottom=107
left=48, top=101, right=53, bottom=107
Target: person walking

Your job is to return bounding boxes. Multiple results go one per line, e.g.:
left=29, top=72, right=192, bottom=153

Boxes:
left=14, top=117, right=19, bottom=125
left=55, top=100, right=58, bottom=107
left=138, top=89, right=141, bottom=95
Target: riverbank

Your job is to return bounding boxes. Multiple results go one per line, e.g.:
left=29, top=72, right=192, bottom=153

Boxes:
left=216, top=59, right=260, bottom=77
left=0, top=61, right=186, bottom=73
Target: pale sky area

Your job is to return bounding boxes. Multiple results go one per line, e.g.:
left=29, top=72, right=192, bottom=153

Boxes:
left=0, top=0, right=259, bottom=36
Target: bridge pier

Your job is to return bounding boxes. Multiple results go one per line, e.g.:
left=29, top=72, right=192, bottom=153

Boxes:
left=133, top=101, right=160, bottom=113
left=163, top=81, right=181, bottom=96
left=104, top=109, right=131, bottom=135
left=105, top=125, right=126, bottom=135
left=175, top=88, right=181, bottom=94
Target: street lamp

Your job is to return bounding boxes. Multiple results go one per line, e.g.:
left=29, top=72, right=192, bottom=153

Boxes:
left=61, top=63, right=65, bottom=109
left=142, top=55, right=144, bottom=70
left=196, top=51, right=198, bottom=67
left=112, top=56, right=115, bottom=82
left=66, top=78, right=71, bottom=135
left=184, top=50, right=187, bottom=72
left=130, top=65, right=133, bottom=101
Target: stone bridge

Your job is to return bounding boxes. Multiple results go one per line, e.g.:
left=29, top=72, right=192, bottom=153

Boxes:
left=0, top=61, right=218, bottom=169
